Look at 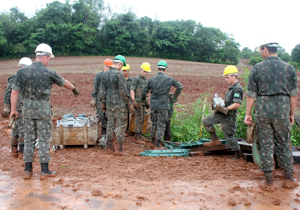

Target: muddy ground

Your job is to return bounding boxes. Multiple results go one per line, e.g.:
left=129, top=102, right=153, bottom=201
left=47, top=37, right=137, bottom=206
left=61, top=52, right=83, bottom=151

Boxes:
left=1, top=57, right=300, bottom=209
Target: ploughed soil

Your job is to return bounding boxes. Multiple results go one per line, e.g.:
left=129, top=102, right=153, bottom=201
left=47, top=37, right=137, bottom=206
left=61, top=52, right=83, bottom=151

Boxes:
left=0, top=56, right=300, bottom=209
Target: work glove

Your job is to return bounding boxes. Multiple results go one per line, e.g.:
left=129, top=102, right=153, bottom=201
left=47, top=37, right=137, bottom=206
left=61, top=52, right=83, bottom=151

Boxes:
left=102, top=103, right=106, bottom=113
left=72, top=85, right=80, bottom=97
left=90, top=98, right=96, bottom=107
left=2, top=103, right=10, bottom=118
left=128, top=103, right=134, bottom=113
left=132, top=99, right=139, bottom=109
left=145, top=100, right=150, bottom=110
left=215, top=105, right=228, bottom=115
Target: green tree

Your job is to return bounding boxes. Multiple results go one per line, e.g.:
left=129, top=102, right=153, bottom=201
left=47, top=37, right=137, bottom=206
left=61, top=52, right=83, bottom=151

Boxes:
left=292, top=44, right=300, bottom=63
left=240, top=47, right=253, bottom=59
left=277, top=46, right=290, bottom=62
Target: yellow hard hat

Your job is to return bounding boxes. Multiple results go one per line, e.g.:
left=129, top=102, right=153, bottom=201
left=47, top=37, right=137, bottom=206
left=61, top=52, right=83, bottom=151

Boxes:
left=141, top=62, right=151, bottom=72
left=223, top=65, right=238, bottom=76
left=122, top=64, right=130, bottom=70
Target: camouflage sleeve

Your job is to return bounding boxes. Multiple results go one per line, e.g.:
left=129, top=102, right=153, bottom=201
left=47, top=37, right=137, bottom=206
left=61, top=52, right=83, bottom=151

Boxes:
left=100, top=75, right=107, bottom=104
left=232, top=87, right=243, bottom=104
left=141, top=80, right=150, bottom=100
left=91, top=73, right=100, bottom=98
left=12, top=70, right=22, bottom=92
left=3, top=76, right=15, bottom=104
left=130, top=76, right=138, bottom=91
left=289, top=65, right=299, bottom=97
left=118, top=73, right=129, bottom=103
left=246, top=66, right=257, bottom=98
left=51, top=70, right=65, bottom=87
left=172, top=78, right=183, bottom=99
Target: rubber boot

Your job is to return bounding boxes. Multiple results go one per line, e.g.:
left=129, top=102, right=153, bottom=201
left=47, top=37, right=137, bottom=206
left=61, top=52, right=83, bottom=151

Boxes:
left=11, top=144, right=19, bottom=158
left=18, top=144, right=24, bottom=159
left=231, top=149, right=242, bottom=160
left=203, top=132, right=221, bottom=147
left=282, top=171, right=299, bottom=189
left=24, top=162, right=33, bottom=180
left=259, top=172, right=275, bottom=192
left=133, top=133, right=145, bottom=145
left=40, top=163, right=57, bottom=180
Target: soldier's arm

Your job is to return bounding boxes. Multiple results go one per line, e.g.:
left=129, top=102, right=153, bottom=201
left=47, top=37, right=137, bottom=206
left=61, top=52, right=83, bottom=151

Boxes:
left=11, top=73, right=21, bottom=118
left=172, top=79, right=183, bottom=100
left=141, top=81, right=150, bottom=100
left=3, top=76, right=14, bottom=105
left=100, top=75, right=107, bottom=104
left=91, top=74, right=100, bottom=98
left=228, top=88, right=243, bottom=110
left=245, top=66, right=258, bottom=98
left=130, top=77, right=138, bottom=100
left=289, top=65, right=298, bottom=123
left=118, top=73, right=129, bottom=103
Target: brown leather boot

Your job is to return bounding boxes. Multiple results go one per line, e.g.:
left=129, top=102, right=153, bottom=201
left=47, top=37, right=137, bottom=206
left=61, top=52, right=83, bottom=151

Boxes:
left=203, top=132, right=221, bottom=146
left=11, top=145, right=19, bottom=158
left=24, top=162, right=33, bottom=180
left=40, top=163, right=57, bottom=180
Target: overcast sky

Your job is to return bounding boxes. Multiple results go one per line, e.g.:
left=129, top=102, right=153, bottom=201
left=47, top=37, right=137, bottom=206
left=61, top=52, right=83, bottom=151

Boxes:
left=1, top=0, right=299, bottom=54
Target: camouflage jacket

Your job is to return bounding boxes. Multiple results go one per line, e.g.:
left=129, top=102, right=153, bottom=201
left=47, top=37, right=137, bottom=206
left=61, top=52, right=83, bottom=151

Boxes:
left=92, top=71, right=104, bottom=107
left=246, top=56, right=299, bottom=119
left=131, top=74, right=147, bottom=104
left=3, top=74, right=23, bottom=113
left=224, top=81, right=243, bottom=117
left=100, top=67, right=130, bottom=109
left=12, top=61, right=65, bottom=120
left=125, top=76, right=133, bottom=99
left=141, top=72, right=183, bottom=110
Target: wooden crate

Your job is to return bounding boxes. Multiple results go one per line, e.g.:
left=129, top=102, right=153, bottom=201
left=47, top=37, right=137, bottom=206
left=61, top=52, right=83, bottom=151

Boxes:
left=51, top=124, right=100, bottom=148
left=129, top=111, right=149, bottom=134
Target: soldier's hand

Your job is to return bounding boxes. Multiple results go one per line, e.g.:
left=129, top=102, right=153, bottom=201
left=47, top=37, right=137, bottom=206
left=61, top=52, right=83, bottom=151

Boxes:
left=90, top=98, right=96, bottom=107
left=9, top=110, right=18, bottom=119
left=215, top=105, right=228, bottom=115
left=132, top=99, right=139, bottom=109
left=128, top=103, right=134, bottom=113
left=102, top=103, right=106, bottom=113
left=72, top=85, right=80, bottom=97
left=244, top=114, right=253, bottom=125
left=2, top=103, right=10, bottom=118
left=290, top=115, right=295, bottom=125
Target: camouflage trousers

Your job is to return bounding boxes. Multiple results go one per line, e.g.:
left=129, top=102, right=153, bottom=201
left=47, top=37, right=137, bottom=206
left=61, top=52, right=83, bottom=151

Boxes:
left=256, top=117, right=293, bottom=173
left=106, top=108, right=127, bottom=143
left=202, top=112, right=240, bottom=151
left=11, top=114, right=24, bottom=146
left=23, top=119, right=51, bottom=163
left=135, top=104, right=145, bottom=134
left=96, top=105, right=107, bottom=128
left=151, top=109, right=169, bottom=141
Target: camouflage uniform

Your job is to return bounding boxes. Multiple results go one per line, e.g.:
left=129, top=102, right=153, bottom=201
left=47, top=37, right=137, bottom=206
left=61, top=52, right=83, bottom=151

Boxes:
left=12, top=61, right=65, bottom=163
left=141, top=72, right=183, bottom=143
left=92, top=71, right=107, bottom=128
left=203, top=82, right=243, bottom=151
left=124, top=76, right=133, bottom=131
left=3, top=74, right=24, bottom=148
left=246, top=56, right=298, bottom=173
left=131, top=75, right=147, bottom=134
left=101, top=67, right=130, bottom=143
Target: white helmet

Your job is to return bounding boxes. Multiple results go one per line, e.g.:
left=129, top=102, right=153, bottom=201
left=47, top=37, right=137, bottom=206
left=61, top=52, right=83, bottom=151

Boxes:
left=255, top=40, right=279, bottom=52
left=18, top=57, right=32, bottom=67
left=35, top=43, right=55, bottom=58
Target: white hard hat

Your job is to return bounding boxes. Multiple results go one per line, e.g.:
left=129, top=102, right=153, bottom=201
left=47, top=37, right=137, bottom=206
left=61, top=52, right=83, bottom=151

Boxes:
left=18, top=57, right=32, bottom=67
left=255, top=40, right=279, bottom=52
left=35, top=43, right=55, bottom=58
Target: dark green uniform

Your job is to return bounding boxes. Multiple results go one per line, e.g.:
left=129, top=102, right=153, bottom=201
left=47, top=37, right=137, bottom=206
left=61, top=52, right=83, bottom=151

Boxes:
left=101, top=67, right=130, bottom=143
left=92, top=71, right=107, bottom=128
left=4, top=74, right=24, bottom=148
left=203, top=82, right=243, bottom=151
left=125, top=76, right=133, bottom=131
left=12, top=61, right=65, bottom=163
left=131, top=74, right=147, bottom=134
left=246, top=56, right=298, bottom=173
left=141, top=72, right=183, bottom=142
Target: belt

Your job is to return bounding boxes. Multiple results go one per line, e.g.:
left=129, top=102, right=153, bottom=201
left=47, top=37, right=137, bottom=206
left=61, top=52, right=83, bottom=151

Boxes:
left=258, top=94, right=288, bottom=97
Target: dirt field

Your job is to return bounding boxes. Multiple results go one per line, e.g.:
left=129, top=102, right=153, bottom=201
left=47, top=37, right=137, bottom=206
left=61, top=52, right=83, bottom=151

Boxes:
left=0, top=56, right=300, bottom=210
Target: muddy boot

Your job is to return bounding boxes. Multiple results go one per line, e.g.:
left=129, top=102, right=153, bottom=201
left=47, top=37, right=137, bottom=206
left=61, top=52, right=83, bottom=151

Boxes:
left=259, top=172, right=275, bottom=192
left=11, top=144, right=19, bottom=158
left=250, top=169, right=264, bottom=176
left=282, top=171, right=299, bottom=189
left=105, top=140, right=114, bottom=154
left=203, top=132, right=221, bottom=147
left=151, top=137, right=155, bottom=144
left=133, top=133, right=145, bottom=145
left=18, top=144, right=24, bottom=159
left=114, top=142, right=128, bottom=156
left=231, top=149, right=242, bottom=160
left=102, top=128, right=106, bottom=135
left=40, top=163, right=57, bottom=180
left=154, top=139, right=164, bottom=149
left=24, top=162, right=33, bottom=180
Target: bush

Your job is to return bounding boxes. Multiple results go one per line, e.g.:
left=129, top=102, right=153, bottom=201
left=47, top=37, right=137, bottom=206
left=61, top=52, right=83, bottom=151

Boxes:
left=289, top=61, right=299, bottom=70
left=249, top=56, right=263, bottom=66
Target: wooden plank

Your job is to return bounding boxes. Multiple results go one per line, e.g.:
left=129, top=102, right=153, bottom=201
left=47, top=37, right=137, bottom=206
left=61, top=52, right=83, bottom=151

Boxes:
left=142, top=112, right=149, bottom=134
left=59, top=125, right=64, bottom=146
left=191, top=144, right=231, bottom=152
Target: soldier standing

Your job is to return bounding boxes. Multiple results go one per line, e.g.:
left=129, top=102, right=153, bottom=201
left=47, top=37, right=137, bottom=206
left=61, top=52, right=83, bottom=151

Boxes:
left=244, top=41, right=299, bottom=191
left=2, top=57, right=32, bottom=158
left=131, top=62, right=151, bottom=143
left=202, top=65, right=243, bottom=160
left=122, top=64, right=133, bottom=136
left=91, top=59, right=112, bottom=137
left=101, top=55, right=133, bottom=153
left=141, top=60, right=183, bottom=148
left=10, top=43, right=80, bottom=180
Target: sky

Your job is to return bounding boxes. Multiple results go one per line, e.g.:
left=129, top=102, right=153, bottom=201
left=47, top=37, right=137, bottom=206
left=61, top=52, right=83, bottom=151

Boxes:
left=1, top=0, right=299, bottom=54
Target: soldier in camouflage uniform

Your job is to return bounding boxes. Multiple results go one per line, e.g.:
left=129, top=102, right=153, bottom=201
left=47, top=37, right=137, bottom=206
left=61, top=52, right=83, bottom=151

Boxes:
left=10, top=43, right=80, bottom=180
left=141, top=60, right=183, bottom=148
left=91, top=59, right=112, bottom=136
left=202, top=65, right=243, bottom=160
left=2, top=57, right=32, bottom=159
left=245, top=41, right=299, bottom=191
left=101, top=55, right=133, bottom=153
left=131, top=62, right=151, bottom=143
left=122, top=64, right=133, bottom=136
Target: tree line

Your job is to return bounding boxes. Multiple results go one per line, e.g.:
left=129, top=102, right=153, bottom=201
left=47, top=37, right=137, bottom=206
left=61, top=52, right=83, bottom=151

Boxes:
left=0, top=0, right=241, bottom=64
